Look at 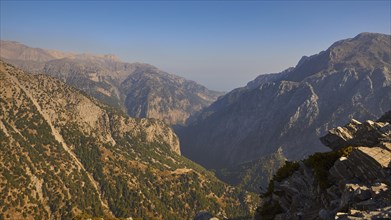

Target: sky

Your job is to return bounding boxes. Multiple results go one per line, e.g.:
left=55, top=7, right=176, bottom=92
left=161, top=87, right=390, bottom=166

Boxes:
left=1, top=1, right=390, bottom=91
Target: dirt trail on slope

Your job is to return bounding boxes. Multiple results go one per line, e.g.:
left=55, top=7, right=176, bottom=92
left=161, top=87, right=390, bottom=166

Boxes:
left=5, top=70, right=114, bottom=217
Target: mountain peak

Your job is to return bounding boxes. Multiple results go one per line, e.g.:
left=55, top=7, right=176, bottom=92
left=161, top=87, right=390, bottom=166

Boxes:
left=353, top=31, right=388, bottom=39
left=0, top=40, right=123, bottom=63
left=179, top=32, right=391, bottom=169
left=330, top=32, right=389, bottom=47
left=1, top=40, right=223, bottom=125
left=246, top=33, right=390, bottom=86
left=71, top=53, right=122, bottom=62
left=284, top=32, right=391, bottom=82
left=328, top=32, right=390, bottom=66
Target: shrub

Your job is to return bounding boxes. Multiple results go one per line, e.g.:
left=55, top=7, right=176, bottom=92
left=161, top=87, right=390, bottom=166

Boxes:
left=303, top=146, right=353, bottom=189
left=273, top=161, right=300, bottom=182
left=261, top=161, right=299, bottom=197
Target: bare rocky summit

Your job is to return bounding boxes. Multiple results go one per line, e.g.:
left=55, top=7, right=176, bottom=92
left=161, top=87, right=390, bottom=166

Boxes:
left=0, top=41, right=223, bottom=125
left=255, top=111, right=391, bottom=220
left=178, top=33, right=391, bottom=169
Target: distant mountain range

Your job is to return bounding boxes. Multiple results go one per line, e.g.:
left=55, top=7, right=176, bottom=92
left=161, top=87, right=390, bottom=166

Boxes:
left=0, top=60, right=255, bottom=219
left=0, top=40, right=223, bottom=125
left=178, top=32, right=391, bottom=169
left=1, top=32, right=389, bottom=219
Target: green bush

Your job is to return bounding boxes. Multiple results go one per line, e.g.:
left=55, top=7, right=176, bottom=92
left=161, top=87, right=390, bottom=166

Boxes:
left=261, top=146, right=353, bottom=198
left=273, top=161, right=300, bottom=182
left=304, top=146, right=353, bottom=189
left=262, top=161, right=299, bottom=197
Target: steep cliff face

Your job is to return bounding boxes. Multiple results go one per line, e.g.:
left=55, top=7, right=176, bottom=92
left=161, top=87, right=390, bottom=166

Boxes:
left=256, top=111, right=391, bottom=220
left=178, top=33, right=391, bottom=168
left=0, top=61, right=255, bottom=219
left=0, top=41, right=223, bottom=125
left=121, top=64, right=223, bottom=125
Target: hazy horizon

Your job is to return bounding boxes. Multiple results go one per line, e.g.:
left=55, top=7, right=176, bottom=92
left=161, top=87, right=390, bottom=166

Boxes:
left=1, top=1, right=390, bottom=91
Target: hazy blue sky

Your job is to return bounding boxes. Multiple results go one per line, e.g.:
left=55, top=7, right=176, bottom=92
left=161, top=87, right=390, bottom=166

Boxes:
left=1, top=1, right=390, bottom=91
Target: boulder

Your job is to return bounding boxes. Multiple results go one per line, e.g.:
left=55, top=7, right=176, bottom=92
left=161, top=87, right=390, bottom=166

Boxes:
left=320, top=119, right=390, bottom=151
left=257, top=112, right=391, bottom=220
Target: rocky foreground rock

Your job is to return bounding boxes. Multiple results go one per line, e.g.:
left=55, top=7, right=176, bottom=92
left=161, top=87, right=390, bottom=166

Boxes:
left=255, top=111, right=391, bottom=219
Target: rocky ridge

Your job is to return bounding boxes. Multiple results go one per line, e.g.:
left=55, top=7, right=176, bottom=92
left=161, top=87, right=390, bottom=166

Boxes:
left=178, top=33, right=391, bottom=169
left=256, top=111, right=391, bottom=220
left=0, top=61, right=255, bottom=219
left=0, top=40, right=223, bottom=125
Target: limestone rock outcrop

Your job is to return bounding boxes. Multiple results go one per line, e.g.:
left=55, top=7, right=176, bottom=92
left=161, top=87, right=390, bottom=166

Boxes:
left=256, top=111, right=391, bottom=220
left=320, top=118, right=391, bottom=150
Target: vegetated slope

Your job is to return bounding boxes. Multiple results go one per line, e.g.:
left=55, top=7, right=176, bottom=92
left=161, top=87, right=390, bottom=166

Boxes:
left=178, top=32, right=391, bottom=169
left=0, top=41, right=223, bottom=125
left=0, top=61, right=256, bottom=219
left=256, top=111, right=391, bottom=219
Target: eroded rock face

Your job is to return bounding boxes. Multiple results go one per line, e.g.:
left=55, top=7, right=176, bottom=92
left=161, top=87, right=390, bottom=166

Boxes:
left=320, top=118, right=391, bottom=151
left=179, top=33, right=391, bottom=169
left=0, top=40, right=223, bottom=125
left=120, top=65, right=223, bottom=125
left=256, top=111, right=391, bottom=220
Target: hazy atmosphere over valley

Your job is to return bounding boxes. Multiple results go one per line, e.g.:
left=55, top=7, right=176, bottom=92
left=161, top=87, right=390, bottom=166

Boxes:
left=0, top=1, right=391, bottom=220
left=2, top=1, right=390, bottom=91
